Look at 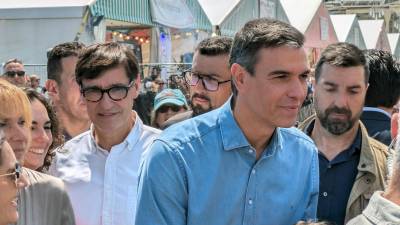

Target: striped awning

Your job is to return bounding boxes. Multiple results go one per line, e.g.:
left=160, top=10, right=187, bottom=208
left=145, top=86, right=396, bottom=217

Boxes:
left=90, top=0, right=212, bottom=31
left=90, top=0, right=155, bottom=26
left=219, top=0, right=258, bottom=37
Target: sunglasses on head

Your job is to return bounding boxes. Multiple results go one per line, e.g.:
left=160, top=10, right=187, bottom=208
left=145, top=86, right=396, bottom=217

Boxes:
left=4, top=71, right=25, bottom=77
left=158, top=105, right=182, bottom=113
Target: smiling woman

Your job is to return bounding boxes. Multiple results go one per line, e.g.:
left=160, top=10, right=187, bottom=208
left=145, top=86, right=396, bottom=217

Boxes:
left=0, top=79, right=75, bottom=225
left=23, top=89, right=63, bottom=172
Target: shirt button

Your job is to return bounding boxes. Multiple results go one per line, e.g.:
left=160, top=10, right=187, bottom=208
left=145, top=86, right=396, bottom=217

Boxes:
left=323, top=192, right=328, bottom=197
left=248, top=199, right=253, bottom=205
left=327, top=164, right=332, bottom=169
left=252, top=169, right=256, bottom=174
left=248, top=149, right=253, bottom=154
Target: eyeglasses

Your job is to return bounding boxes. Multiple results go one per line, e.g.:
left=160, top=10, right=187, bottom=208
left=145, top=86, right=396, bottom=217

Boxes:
left=4, top=71, right=25, bottom=77
left=158, top=105, right=182, bottom=113
left=81, top=81, right=134, bottom=102
left=184, top=70, right=230, bottom=92
left=0, top=163, right=21, bottom=183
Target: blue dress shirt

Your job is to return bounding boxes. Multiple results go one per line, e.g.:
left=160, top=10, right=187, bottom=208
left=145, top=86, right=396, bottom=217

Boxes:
left=136, top=99, right=319, bottom=225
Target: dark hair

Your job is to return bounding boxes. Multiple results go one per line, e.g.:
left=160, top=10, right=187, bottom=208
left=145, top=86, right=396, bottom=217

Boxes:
left=229, top=18, right=304, bottom=75
left=196, top=36, right=233, bottom=56
left=47, top=42, right=85, bottom=84
left=23, top=88, right=63, bottom=172
left=75, top=42, right=139, bottom=85
left=315, top=42, right=369, bottom=84
left=363, top=49, right=400, bottom=108
left=3, top=58, right=23, bottom=69
left=229, top=18, right=304, bottom=98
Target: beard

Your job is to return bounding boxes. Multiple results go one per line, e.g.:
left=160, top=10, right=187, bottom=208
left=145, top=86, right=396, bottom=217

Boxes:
left=315, top=101, right=361, bottom=135
left=191, top=93, right=212, bottom=117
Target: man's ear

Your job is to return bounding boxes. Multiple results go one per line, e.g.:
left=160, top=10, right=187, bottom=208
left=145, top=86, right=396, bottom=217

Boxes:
left=231, top=63, right=248, bottom=94
left=391, top=112, right=399, bottom=140
left=45, top=79, right=60, bottom=101
left=132, top=75, right=141, bottom=99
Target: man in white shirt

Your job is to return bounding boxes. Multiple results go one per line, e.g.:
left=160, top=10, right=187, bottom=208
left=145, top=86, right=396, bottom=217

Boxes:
left=49, top=42, right=160, bottom=225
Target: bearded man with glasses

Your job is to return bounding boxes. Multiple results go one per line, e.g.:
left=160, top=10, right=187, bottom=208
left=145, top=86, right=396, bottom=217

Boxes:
left=161, top=36, right=233, bottom=129
left=49, top=42, right=160, bottom=225
left=1, top=58, right=27, bottom=87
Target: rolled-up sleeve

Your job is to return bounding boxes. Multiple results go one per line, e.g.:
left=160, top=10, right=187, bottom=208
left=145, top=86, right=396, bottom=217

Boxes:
left=135, top=140, right=188, bottom=225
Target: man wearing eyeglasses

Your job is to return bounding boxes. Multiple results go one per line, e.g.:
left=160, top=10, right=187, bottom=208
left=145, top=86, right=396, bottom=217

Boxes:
left=136, top=19, right=318, bottom=225
left=1, top=58, right=27, bottom=87
left=161, top=36, right=233, bottom=129
left=49, top=42, right=160, bottom=225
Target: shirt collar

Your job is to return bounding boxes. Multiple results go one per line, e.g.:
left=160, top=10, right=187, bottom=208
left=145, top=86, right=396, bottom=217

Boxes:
left=305, top=119, right=362, bottom=155
left=363, top=107, right=391, bottom=119
left=218, top=97, right=283, bottom=152
left=89, top=111, right=142, bottom=152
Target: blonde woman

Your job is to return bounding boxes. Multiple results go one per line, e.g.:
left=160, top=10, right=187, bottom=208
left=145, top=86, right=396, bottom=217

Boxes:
left=0, top=79, right=75, bottom=225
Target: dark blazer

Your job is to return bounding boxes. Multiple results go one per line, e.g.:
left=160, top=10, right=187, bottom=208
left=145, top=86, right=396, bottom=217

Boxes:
left=360, top=110, right=391, bottom=146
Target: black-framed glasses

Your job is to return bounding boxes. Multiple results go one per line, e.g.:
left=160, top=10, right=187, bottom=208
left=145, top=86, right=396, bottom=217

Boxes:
left=81, top=81, right=134, bottom=102
left=158, top=105, right=182, bottom=113
left=0, top=163, right=21, bottom=183
left=183, top=70, right=230, bottom=92
left=4, top=71, right=25, bottom=77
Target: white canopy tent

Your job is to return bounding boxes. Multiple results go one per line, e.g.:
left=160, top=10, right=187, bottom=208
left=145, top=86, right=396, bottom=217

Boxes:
left=330, top=14, right=366, bottom=49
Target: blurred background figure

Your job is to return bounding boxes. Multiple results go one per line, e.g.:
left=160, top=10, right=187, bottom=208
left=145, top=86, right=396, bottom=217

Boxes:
left=361, top=50, right=400, bottom=146
left=23, top=89, right=63, bottom=172
left=29, top=74, right=42, bottom=93
left=151, top=88, right=188, bottom=129
left=1, top=58, right=27, bottom=87
left=0, top=79, right=75, bottom=225
left=45, top=42, right=89, bottom=141
left=0, top=131, right=27, bottom=225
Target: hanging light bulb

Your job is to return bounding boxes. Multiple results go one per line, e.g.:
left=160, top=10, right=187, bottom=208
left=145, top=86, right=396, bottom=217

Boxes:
left=145, top=39, right=150, bottom=44
left=119, top=33, right=124, bottom=38
left=112, top=31, right=117, bottom=36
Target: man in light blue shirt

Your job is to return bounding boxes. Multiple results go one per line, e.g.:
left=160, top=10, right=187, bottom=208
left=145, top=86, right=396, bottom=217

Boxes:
left=136, top=18, right=319, bottom=225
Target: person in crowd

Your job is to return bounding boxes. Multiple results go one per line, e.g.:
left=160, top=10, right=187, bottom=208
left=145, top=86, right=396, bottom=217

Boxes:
left=390, top=101, right=400, bottom=144
left=151, top=88, right=188, bottom=129
left=298, top=43, right=388, bottom=225
left=347, top=119, right=400, bottom=224
left=49, top=42, right=160, bottom=225
left=23, top=89, right=63, bottom=172
left=0, top=79, right=75, bottom=225
left=45, top=42, right=90, bottom=141
left=29, top=74, right=41, bottom=91
left=1, top=58, right=27, bottom=87
left=136, top=18, right=318, bottom=225
left=360, top=50, right=400, bottom=146
left=0, top=132, right=27, bottom=225
left=161, top=36, right=233, bottom=129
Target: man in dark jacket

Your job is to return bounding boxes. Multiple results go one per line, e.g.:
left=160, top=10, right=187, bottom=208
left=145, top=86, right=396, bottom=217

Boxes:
left=361, top=50, right=400, bottom=146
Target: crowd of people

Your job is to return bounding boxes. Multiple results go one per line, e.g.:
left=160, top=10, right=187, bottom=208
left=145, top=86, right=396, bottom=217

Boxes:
left=1, top=18, right=400, bottom=225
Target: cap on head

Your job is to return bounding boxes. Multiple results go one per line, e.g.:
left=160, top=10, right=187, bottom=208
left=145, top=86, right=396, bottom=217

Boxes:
left=153, top=88, right=188, bottom=111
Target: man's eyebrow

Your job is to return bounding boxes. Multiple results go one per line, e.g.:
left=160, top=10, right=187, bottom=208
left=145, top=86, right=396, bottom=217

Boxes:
left=322, top=81, right=338, bottom=87
left=268, top=70, right=291, bottom=76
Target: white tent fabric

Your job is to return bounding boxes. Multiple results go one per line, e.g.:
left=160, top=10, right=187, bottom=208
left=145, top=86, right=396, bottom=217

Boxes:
left=0, top=0, right=95, bottom=9
left=198, top=0, right=240, bottom=25
left=279, top=0, right=322, bottom=33
left=387, top=33, right=399, bottom=54
left=359, top=20, right=384, bottom=49
left=330, top=14, right=356, bottom=42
